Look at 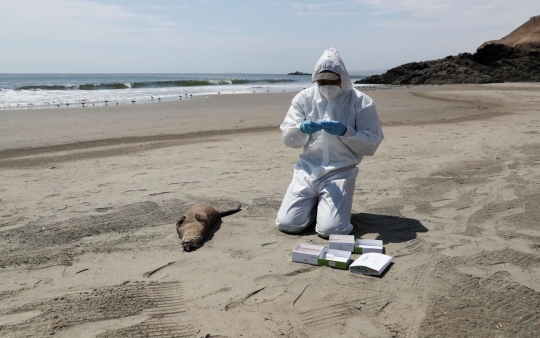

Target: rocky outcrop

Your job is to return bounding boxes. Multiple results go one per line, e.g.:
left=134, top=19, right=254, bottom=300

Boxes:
left=357, top=18, right=540, bottom=85
left=288, top=71, right=312, bottom=75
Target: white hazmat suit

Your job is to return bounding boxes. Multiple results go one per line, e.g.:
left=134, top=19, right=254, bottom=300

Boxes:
left=276, top=48, right=384, bottom=237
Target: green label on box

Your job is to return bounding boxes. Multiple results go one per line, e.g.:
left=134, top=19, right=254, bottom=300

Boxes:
left=318, top=258, right=349, bottom=270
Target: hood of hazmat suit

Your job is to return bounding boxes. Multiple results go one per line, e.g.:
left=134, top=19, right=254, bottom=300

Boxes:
left=280, top=47, right=384, bottom=179
left=312, top=47, right=354, bottom=99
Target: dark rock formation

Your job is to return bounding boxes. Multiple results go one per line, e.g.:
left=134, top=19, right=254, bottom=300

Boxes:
left=288, top=71, right=312, bottom=75
left=357, top=18, right=540, bottom=84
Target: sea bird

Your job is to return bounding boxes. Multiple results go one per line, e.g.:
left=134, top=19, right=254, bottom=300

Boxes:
left=131, top=100, right=136, bottom=104
left=105, top=100, right=108, bottom=104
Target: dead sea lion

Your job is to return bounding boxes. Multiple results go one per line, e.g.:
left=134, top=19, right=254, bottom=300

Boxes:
left=176, top=203, right=241, bottom=251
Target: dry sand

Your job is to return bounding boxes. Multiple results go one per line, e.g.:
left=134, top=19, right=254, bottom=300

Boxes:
left=0, top=84, right=539, bottom=337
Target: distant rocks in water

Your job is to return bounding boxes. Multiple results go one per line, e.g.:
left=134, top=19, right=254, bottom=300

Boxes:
left=288, top=71, right=312, bottom=75
left=356, top=17, right=540, bottom=85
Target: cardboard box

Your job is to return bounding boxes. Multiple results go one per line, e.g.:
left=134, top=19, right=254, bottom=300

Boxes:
left=328, top=234, right=355, bottom=252
left=354, top=239, right=384, bottom=254
left=292, top=243, right=325, bottom=266
left=317, top=248, right=352, bottom=270
left=291, top=244, right=351, bottom=269
left=349, top=253, right=393, bottom=276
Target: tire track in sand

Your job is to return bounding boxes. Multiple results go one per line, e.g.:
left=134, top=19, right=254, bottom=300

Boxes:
left=100, top=282, right=194, bottom=338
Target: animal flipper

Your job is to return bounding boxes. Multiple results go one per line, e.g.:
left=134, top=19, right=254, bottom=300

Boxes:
left=219, top=205, right=242, bottom=218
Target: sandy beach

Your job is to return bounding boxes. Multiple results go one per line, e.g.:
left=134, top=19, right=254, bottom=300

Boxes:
left=1, top=84, right=539, bottom=337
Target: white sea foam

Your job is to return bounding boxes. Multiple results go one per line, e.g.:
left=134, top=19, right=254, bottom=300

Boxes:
left=0, top=83, right=303, bottom=109
left=0, top=74, right=367, bottom=110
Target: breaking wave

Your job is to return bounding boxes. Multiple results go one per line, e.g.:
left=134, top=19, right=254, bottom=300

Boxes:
left=16, top=78, right=296, bottom=91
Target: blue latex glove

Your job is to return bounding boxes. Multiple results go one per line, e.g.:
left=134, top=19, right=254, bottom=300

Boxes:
left=300, top=121, right=323, bottom=135
left=320, top=120, right=347, bottom=136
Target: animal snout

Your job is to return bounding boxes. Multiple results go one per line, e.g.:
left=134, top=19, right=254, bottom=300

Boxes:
left=182, top=239, right=194, bottom=251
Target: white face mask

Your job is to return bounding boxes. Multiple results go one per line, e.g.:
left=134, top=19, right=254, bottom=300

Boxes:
left=319, top=85, right=342, bottom=101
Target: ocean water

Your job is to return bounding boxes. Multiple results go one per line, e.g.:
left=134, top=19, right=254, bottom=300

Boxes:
left=0, top=73, right=366, bottom=110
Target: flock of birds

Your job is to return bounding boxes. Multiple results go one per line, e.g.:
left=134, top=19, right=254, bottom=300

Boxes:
left=55, top=93, right=197, bottom=108
left=54, top=89, right=281, bottom=108
left=51, top=84, right=427, bottom=108
left=354, top=83, right=444, bottom=91
left=49, top=85, right=447, bottom=108
left=28, top=84, right=446, bottom=109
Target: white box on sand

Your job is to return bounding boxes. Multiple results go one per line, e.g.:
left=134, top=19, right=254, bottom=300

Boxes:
left=328, top=234, right=355, bottom=252
left=292, top=243, right=325, bottom=266
left=354, top=239, right=384, bottom=254
left=318, top=248, right=352, bottom=270
left=349, top=253, right=393, bottom=276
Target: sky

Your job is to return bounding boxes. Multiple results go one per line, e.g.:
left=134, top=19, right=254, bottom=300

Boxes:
left=0, top=0, right=537, bottom=74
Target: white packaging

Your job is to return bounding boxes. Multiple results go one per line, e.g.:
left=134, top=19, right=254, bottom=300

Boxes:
left=328, top=234, right=355, bottom=252
left=292, top=243, right=325, bottom=266
left=355, top=239, right=384, bottom=254
left=349, top=253, right=393, bottom=276
left=318, top=248, right=352, bottom=269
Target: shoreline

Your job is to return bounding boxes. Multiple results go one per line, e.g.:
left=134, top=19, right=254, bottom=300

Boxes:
left=0, top=92, right=295, bottom=151
left=0, top=83, right=526, bottom=152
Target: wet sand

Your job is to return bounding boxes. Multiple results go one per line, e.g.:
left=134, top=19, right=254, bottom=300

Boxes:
left=0, top=84, right=539, bottom=337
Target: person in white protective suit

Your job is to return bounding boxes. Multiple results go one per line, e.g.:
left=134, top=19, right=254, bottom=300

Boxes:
left=276, top=48, right=384, bottom=238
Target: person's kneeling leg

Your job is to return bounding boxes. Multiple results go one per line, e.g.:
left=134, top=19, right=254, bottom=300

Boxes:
left=315, top=168, right=358, bottom=237
left=276, top=172, right=318, bottom=233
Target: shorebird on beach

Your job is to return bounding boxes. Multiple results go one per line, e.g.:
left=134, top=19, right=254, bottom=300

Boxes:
left=158, top=97, right=161, bottom=101
left=81, top=102, right=85, bottom=107
left=66, top=103, right=69, bottom=106
left=105, top=100, right=109, bottom=104
left=131, top=100, right=136, bottom=104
